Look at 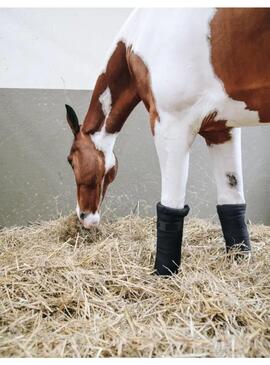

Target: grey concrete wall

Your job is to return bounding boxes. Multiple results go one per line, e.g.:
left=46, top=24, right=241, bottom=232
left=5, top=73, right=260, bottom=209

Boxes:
left=0, top=88, right=270, bottom=227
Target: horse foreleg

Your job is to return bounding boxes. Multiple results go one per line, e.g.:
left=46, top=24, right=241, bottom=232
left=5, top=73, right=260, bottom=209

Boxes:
left=153, top=115, right=195, bottom=275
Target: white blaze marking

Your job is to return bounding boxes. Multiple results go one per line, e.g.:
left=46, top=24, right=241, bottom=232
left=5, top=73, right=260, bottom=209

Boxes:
left=99, top=87, right=112, bottom=117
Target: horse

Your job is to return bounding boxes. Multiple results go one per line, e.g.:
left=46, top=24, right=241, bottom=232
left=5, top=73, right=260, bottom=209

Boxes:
left=65, top=8, right=270, bottom=275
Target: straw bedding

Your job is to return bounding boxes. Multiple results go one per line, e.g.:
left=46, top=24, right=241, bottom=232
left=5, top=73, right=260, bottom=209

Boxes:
left=0, top=213, right=269, bottom=357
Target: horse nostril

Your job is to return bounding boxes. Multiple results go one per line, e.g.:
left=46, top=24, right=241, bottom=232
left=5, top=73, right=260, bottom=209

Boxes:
left=80, top=212, right=86, bottom=220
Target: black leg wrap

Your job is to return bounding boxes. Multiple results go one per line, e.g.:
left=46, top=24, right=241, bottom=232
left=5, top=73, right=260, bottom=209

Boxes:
left=154, top=202, right=190, bottom=276
left=217, top=204, right=251, bottom=253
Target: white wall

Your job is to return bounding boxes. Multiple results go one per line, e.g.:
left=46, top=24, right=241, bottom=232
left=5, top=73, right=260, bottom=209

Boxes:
left=0, top=8, right=132, bottom=89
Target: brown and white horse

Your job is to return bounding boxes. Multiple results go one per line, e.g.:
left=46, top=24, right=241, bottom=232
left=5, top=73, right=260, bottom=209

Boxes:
left=65, top=8, right=270, bottom=273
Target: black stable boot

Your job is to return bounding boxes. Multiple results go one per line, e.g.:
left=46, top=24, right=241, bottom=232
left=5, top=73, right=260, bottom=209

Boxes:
left=217, top=204, right=251, bottom=253
left=154, top=202, right=190, bottom=276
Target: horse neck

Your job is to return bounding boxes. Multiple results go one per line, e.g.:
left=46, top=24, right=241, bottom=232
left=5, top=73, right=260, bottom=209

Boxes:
left=82, top=41, right=141, bottom=147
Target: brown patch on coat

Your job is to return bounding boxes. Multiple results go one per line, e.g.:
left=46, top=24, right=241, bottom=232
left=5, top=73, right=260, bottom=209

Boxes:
left=104, top=42, right=141, bottom=134
left=210, top=9, right=270, bottom=123
left=199, top=111, right=232, bottom=146
left=83, top=41, right=141, bottom=135
left=83, top=41, right=159, bottom=136
left=82, top=73, right=107, bottom=134
left=127, top=47, right=160, bottom=135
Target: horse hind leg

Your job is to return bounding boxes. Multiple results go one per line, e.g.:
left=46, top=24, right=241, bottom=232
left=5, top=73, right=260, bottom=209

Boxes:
left=204, top=127, right=251, bottom=253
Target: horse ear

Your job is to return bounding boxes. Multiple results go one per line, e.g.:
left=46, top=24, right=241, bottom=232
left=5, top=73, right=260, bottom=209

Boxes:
left=65, top=104, right=80, bottom=135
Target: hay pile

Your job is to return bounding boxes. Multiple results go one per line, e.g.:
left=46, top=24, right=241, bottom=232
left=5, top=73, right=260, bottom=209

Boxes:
left=0, top=213, right=269, bottom=357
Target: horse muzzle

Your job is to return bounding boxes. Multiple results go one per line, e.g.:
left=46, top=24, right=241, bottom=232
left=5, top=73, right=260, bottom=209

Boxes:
left=76, top=203, right=100, bottom=228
